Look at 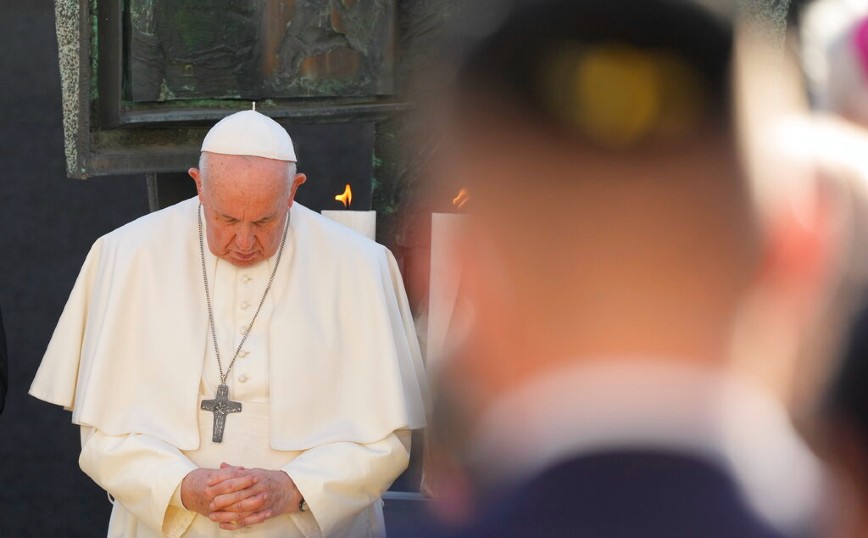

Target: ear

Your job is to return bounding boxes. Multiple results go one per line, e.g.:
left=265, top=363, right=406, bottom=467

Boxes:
left=288, top=173, right=307, bottom=206
left=728, top=178, right=845, bottom=407
left=758, top=178, right=843, bottom=323
left=189, top=168, right=204, bottom=201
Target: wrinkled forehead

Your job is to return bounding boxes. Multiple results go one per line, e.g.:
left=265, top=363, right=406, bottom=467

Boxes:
left=199, top=152, right=292, bottom=206
left=201, top=152, right=292, bottom=182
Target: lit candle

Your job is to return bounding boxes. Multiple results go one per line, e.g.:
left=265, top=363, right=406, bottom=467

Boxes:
left=321, top=184, right=377, bottom=241
left=426, top=189, right=470, bottom=369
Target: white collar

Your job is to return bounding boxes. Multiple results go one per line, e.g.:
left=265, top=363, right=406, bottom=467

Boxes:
left=469, top=359, right=826, bottom=535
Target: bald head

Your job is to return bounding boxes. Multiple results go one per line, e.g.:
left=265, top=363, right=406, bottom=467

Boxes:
left=198, top=152, right=296, bottom=192
left=189, top=152, right=306, bottom=267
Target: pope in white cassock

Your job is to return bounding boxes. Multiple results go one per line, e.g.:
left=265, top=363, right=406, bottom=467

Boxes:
left=29, top=110, right=429, bottom=538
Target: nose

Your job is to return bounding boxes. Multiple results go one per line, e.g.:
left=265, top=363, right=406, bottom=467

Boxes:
left=235, top=225, right=255, bottom=251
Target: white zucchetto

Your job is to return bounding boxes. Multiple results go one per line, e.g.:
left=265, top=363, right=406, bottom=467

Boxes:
left=201, top=110, right=297, bottom=162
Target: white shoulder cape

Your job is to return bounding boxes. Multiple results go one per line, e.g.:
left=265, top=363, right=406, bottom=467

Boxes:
left=30, top=198, right=429, bottom=451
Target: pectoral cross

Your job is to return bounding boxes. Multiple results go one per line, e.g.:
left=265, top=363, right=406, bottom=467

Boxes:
left=201, top=384, right=242, bottom=443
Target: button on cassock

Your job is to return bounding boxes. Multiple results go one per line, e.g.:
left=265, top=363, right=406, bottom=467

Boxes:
left=238, top=375, right=248, bottom=383
left=240, top=300, right=251, bottom=310
left=241, top=275, right=251, bottom=284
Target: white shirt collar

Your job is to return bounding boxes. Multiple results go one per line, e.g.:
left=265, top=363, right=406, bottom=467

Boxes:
left=469, top=359, right=826, bottom=535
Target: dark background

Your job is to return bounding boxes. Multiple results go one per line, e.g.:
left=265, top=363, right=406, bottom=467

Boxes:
left=0, top=1, right=424, bottom=535
left=1, top=1, right=147, bottom=535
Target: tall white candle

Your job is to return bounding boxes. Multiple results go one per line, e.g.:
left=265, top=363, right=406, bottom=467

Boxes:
left=321, top=210, right=377, bottom=241
left=426, top=213, right=466, bottom=370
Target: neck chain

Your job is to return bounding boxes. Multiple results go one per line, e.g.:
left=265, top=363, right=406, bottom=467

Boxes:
left=197, top=204, right=290, bottom=443
left=198, top=203, right=290, bottom=385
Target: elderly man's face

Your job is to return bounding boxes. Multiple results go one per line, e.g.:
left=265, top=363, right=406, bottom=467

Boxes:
left=189, top=153, right=306, bottom=267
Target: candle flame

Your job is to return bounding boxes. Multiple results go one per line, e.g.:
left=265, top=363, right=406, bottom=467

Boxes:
left=335, top=184, right=353, bottom=208
left=452, top=188, right=470, bottom=210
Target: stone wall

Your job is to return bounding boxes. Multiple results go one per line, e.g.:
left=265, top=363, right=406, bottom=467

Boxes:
left=130, top=0, right=396, bottom=101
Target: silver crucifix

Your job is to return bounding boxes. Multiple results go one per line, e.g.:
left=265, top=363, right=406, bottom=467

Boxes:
left=201, top=383, right=242, bottom=443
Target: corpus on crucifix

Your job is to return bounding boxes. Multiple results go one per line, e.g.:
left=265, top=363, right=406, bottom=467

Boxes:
left=200, top=384, right=242, bottom=443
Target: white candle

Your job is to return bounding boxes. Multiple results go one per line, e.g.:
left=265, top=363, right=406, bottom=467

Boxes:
left=426, top=213, right=466, bottom=369
left=321, top=210, right=377, bottom=241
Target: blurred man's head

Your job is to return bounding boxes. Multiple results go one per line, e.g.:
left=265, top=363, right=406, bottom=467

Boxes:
left=436, top=0, right=843, bottom=416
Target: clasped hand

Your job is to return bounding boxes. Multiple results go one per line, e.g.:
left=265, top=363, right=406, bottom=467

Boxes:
left=181, top=462, right=302, bottom=530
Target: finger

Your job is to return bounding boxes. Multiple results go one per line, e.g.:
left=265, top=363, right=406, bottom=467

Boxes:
left=206, top=475, right=258, bottom=501
left=207, top=465, right=244, bottom=486
left=218, top=521, right=249, bottom=531
left=210, top=487, right=265, bottom=512
left=212, top=492, right=268, bottom=514
left=218, top=509, right=273, bottom=530
left=209, top=509, right=256, bottom=524
left=218, top=462, right=246, bottom=472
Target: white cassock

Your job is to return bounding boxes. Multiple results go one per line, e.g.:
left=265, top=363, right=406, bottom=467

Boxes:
left=30, top=198, right=430, bottom=538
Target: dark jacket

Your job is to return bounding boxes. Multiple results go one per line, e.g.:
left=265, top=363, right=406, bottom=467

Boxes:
left=429, top=450, right=802, bottom=538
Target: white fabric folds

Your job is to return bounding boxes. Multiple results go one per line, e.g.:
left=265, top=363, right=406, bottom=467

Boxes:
left=30, top=198, right=429, bottom=451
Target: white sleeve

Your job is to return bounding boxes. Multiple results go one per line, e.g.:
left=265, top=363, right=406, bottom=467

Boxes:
left=79, top=425, right=199, bottom=538
left=284, top=430, right=412, bottom=538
